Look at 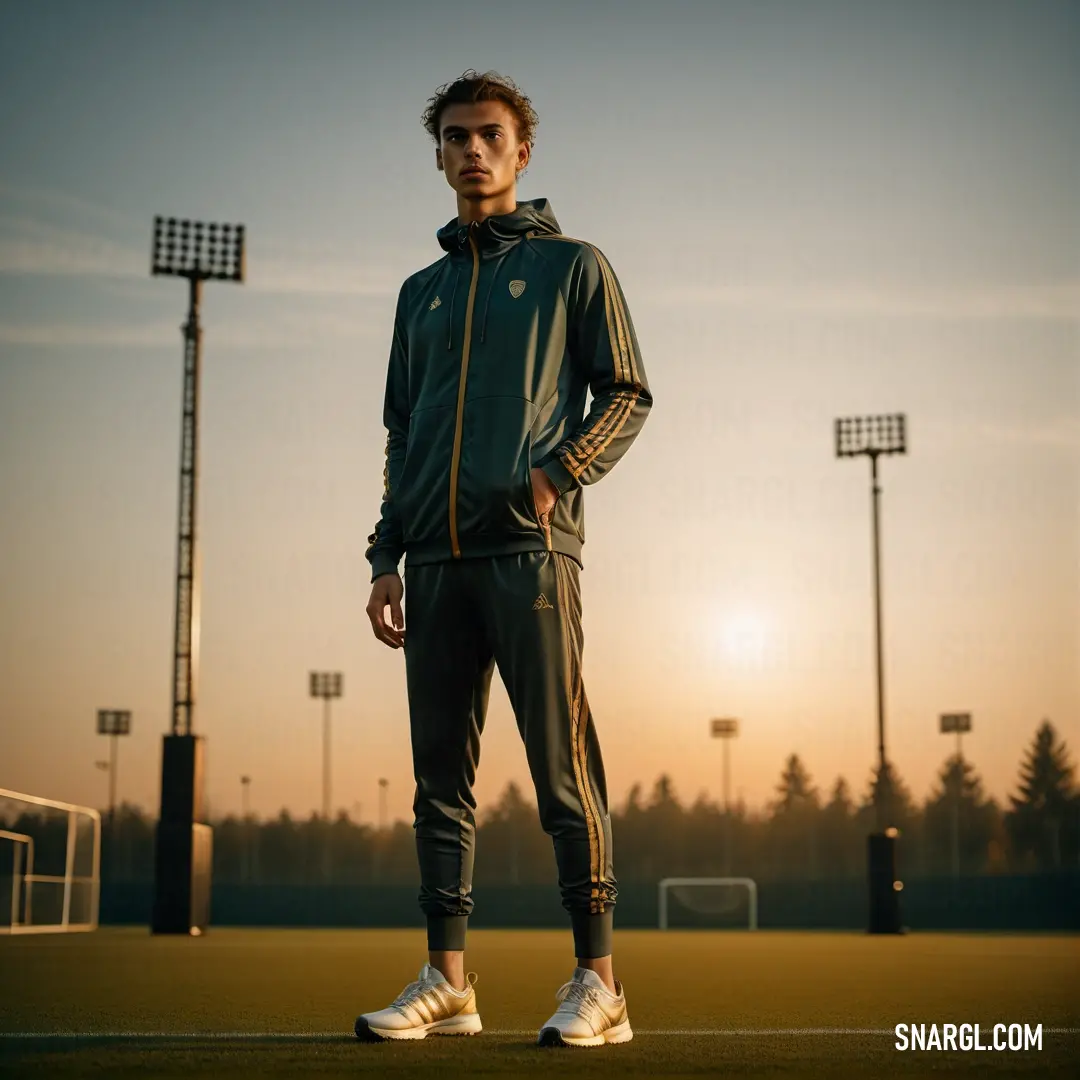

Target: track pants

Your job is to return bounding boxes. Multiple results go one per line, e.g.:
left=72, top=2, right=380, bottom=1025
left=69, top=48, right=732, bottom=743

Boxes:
left=403, top=550, right=617, bottom=959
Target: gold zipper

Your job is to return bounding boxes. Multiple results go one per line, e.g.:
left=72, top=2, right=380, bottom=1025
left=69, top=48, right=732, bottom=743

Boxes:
left=447, top=229, right=481, bottom=558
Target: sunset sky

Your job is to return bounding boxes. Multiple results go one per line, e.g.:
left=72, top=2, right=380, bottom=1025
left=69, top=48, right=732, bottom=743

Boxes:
left=1, top=0, right=1077, bottom=831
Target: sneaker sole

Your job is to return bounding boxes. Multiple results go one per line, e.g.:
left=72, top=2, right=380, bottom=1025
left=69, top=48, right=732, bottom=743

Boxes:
left=537, top=1019, right=633, bottom=1047
left=354, top=1013, right=483, bottom=1041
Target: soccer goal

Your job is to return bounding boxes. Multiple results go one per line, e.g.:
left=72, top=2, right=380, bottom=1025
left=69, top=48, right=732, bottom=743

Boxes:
left=658, top=877, right=758, bottom=931
left=0, top=788, right=100, bottom=934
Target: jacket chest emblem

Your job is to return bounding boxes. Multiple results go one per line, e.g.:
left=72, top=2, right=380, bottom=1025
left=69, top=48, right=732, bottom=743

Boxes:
left=508, top=279, right=526, bottom=299
left=429, top=295, right=442, bottom=310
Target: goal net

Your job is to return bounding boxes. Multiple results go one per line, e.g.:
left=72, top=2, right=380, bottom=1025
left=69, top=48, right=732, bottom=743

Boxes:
left=658, top=877, right=758, bottom=930
left=0, top=788, right=100, bottom=934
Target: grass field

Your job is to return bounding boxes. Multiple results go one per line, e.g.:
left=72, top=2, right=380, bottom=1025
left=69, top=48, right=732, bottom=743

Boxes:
left=1, top=927, right=1077, bottom=1078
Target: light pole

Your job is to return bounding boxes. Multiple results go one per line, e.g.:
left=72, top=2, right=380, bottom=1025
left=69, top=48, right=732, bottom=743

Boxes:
left=151, top=214, right=246, bottom=936
left=835, top=412, right=907, bottom=934
left=95, top=760, right=111, bottom=846
left=240, top=775, right=251, bottom=883
left=378, top=778, right=389, bottom=832
left=939, top=713, right=972, bottom=879
left=96, top=710, right=131, bottom=879
left=309, top=672, right=343, bottom=820
left=710, top=718, right=739, bottom=876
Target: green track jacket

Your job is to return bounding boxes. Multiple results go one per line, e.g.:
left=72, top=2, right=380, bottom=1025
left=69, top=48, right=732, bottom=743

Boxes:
left=365, top=198, right=653, bottom=582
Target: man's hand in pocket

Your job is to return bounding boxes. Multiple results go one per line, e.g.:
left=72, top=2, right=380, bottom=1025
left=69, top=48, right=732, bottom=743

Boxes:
left=530, top=467, right=560, bottom=523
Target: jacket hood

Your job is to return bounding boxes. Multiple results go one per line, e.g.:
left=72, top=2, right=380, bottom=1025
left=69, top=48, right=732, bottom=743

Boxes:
left=436, top=197, right=561, bottom=257
left=435, top=198, right=562, bottom=350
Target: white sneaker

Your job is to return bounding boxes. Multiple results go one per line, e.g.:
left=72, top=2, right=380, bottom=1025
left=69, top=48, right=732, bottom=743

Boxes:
left=354, top=963, right=481, bottom=1041
left=537, top=966, right=633, bottom=1047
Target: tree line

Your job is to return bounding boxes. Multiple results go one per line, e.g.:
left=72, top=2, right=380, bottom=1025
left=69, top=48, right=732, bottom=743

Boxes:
left=6, top=719, right=1077, bottom=885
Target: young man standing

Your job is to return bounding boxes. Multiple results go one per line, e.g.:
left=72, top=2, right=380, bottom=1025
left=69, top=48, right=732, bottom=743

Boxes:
left=355, top=70, right=652, bottom=1048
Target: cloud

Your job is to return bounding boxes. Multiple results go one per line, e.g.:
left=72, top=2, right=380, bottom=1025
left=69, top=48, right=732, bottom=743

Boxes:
left=0, top=320, right=173, bottom=348
left=0, top=215, right=147, bottom=279
left=0, top=311, right=387, bottom=350
left=975, top=419, right=1080, bottom=452
left=642, top=279, right=1080, bottom=322
left=0, top=182, right=143, bottom=235
left=246, top=254, right=402, bottom=298
left=0, top=180, right=426, bottom=298
left=0, top=215, right=413, bottom=298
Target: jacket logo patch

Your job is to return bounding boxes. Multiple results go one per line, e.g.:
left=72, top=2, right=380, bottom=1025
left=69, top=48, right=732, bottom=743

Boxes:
left=509, top=279, right=526, bottom=299
left=429, top=295, right=441, bottom=310
left=532, top=592, right=553, bottom=611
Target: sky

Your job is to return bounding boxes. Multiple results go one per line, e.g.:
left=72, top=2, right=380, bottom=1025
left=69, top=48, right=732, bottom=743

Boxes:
left=0, top=0, right=1077, bottom=830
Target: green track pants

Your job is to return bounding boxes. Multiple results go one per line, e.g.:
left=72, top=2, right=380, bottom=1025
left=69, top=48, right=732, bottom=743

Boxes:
left=402, top=550, right=617, bottom=958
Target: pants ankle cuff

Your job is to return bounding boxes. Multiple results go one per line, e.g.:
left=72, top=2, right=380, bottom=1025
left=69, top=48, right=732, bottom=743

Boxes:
left=570, top=909, right=613, bottom=958
left=427, top=914, right=468, bottom=952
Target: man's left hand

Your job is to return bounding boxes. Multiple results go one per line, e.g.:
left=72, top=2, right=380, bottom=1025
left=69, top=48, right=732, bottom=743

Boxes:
left=530, top=466, right=560, bottom=523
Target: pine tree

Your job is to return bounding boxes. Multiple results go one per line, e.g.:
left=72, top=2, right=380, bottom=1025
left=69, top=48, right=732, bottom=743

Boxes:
left=770, top=754, right=820, bottom=814
left=819, top=776, right=861, bottom=878
left=768, top=754, right=821, bottom=879
left=922, top=754, right=1001, bottom=875
left=861, top=759, right=918, bottom=833
left=1005, top=720, right=1078, bottom=870
left=647, top=774, right=685, bottom=873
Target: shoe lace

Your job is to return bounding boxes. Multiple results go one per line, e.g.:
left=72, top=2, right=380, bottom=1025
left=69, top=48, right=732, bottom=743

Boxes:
left=392, top=980, right=428, bottom=1009
left=554, top=979, right=598, bottom=1020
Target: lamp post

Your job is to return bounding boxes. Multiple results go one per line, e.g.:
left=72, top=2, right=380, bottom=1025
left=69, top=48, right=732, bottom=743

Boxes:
left=95, top=759, right=111, bottom=826
left=309, top=672, right=343, bottom=820
left=939, top=713, right=972, bottom=879
left=96, top=710, right=131, bottom=880
left=835, top=412, right=907, bottom=934
left=240, top=775, right=252, bottom=883
left=710, top=718, right=739, bottom=876
left=96, top=710, right=131, bottom=829
left=151, top=214, right=245, bottom=936
left=378, top=777, right=389, bottom=832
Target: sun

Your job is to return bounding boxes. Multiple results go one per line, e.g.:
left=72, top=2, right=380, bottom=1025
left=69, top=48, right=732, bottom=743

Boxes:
left=718, top=610, right=771, bottom=668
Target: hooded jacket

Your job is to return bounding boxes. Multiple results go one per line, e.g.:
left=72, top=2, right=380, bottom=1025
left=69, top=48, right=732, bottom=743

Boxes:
left=365, top=198, right=652, bottom=582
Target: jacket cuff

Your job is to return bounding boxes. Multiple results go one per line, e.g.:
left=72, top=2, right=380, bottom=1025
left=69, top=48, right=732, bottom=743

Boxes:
left=369, top=549, right=403, bottom=582
left=541, top=454, right=578, bottom=497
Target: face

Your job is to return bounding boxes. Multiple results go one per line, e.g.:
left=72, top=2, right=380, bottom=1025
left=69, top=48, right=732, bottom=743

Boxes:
left=435, top=100, right=530, bottom=201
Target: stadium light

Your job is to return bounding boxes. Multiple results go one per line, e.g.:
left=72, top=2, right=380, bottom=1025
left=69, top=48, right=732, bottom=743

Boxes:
left=95, top=709, right=131, bottom=879
left=378, top=777, right=389, bottom=832
left=940, top=712, right=973, bottom=880
left=835, top=413, right=907, bottom=935
left=710, top=718, right=739, bottom=876
left=150, top=214, right=246, bottom=936
left=310, top=672, right=344, bottom=821
left=240, top=775, right=252, bottom=883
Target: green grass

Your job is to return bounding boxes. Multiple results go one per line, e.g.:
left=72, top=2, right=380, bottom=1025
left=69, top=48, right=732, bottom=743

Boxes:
left=1, top=927, right=1077, bottom=1078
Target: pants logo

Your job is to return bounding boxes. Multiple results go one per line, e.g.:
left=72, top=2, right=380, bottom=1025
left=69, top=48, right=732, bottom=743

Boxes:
left=509, top=279, right=526, bottom=299
left=532, top=592, right=553, bottom=611
left=429, top=295, right=441, bottom=310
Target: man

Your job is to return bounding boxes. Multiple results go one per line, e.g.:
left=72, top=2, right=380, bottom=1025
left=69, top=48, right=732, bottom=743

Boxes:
left=355, top=69, right=652, bottom=1049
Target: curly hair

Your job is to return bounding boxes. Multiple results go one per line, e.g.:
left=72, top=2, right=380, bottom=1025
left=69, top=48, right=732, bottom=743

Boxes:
left=421, top=69, right=539, bottom=157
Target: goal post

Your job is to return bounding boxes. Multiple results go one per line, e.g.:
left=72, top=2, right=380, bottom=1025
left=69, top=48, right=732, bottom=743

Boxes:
left=658, top=876, right=758, bottom=931
left=0, top=788, right=101, bottom=934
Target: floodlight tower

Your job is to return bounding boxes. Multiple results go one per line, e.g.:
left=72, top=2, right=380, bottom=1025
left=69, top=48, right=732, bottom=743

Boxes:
left=378, top=777, right=389, bottom=832
left=240, top=775, right=252, bottom=883
left=710, top=718, right=739, bottom=875
left=939, top=712, right=972, bottom=879
left=150, top=215, right=246, bottom=936
left=95, top=710, right=131, bottom=832
left=310, top=672, right=344, bottom=821
left=835, top=412, right=907, bottom=934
